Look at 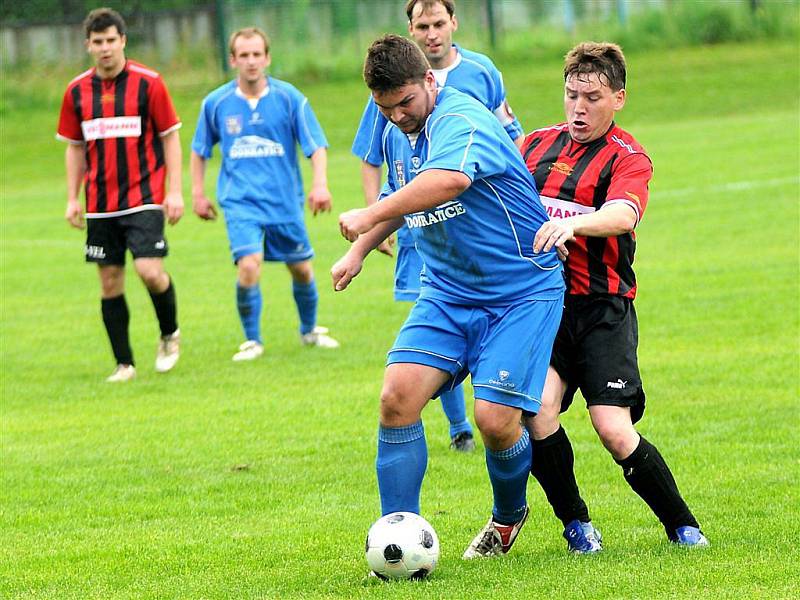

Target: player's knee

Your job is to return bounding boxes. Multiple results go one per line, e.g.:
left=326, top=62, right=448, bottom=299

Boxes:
left=288, top=260, right=313, bottom=284
left=474, top=408, right=519, bottom=450
left=593, top=420, right=636, bottom=457
left=237, top=256, right=261, bottom=285
left=379, top=382, right=411, bottom=425
left=136, top=265, right=165, bottom=291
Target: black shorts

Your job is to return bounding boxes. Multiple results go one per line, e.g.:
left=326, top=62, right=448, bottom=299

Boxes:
left=85, top=209, right=168, bottom=266
left=551, top=294, right=646, bottom=423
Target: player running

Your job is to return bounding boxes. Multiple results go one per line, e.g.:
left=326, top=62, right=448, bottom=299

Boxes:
left=333, top=35, right=564, bottom=559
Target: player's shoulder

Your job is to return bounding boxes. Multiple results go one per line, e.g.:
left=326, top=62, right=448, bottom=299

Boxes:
left=64, top=67, right=95, bottom=91
left=526, top=122, right=569, bottom=141
left=126, top=60, right=163, bottom=81
left=201, top=79, right=237, bottom=107
left=269, top=77, right=306, bottom=100
left=457, top=46, right=500, bottom=74
left=606, top=123, right=648, bottom=157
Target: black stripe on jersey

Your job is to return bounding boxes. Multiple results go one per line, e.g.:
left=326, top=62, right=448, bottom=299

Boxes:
left=557, top=136, right=608, bottom=203
left=616, top=234, right=636, bottom=296
left=522, top=137, right=543, bottom=162
left=114, top=74, right=130, bottom=211
left=583, top=151, right=615, bottom=294
left=532, top=131, right=571, bottom=192
left=71, top=85, right=90, bottom=205
left=91, top=77, right=107, bottom=213
left=136, top=78, right=152, bottom=203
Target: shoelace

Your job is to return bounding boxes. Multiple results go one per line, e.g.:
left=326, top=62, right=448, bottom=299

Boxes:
left=474, top=528, right=501, bottom=555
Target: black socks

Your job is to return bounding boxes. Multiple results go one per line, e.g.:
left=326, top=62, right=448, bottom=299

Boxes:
left=101, top=295, right=133, bottom=366
left=149, top=278, right=177, bottom=336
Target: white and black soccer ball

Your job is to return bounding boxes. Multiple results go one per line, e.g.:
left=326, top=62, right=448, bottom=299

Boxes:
left=365, top=512, right=440, bottom=580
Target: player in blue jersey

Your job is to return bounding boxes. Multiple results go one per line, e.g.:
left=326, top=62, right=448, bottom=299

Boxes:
left=190, top=27, right=338, bottom=360
left=332, top=35, right=565, bottom=560
left=350, top=0, right=524, bottom=453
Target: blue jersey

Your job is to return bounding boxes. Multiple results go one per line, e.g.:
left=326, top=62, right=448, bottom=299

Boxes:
left=381, top=87, right=563, bottom=306
left=353, top=45, right=523, bottom=248
left=192, top=78, right=327, bottom=224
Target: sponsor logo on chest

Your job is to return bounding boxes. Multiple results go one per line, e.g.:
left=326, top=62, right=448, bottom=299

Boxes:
left=404, top=200, right=466, bottom=229
left=229, top=135, right=285, bottom=159
left=81, top=116, right=142, bottom=141
left=539, top=195, right=596, bottom=220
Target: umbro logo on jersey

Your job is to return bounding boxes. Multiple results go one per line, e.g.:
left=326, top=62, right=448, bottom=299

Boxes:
left=606, top=379, right=628, bottom=389
left=154, top=240, right=166, bottom=250
left=625, top=191, right=641, bottom=206
left=550, top=162, right=574, bottom=176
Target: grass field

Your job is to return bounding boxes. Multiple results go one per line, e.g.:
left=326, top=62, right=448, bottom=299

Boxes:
left=1, top=40, right=799, bottom=599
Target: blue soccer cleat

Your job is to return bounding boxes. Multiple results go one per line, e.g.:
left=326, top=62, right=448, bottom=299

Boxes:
left=563, top=519, right=603, bottom=553
left=670, top=526, right=709, bottom=547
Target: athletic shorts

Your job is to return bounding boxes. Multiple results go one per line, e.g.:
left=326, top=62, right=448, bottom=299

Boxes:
left=551, top=294, right=646, bottom=423
left=394, top=245, right=423, bottom=302
left=225, top=218, right=314, bottom=264
left=387, top=296, right=563, bottom=414
left=85, top=208, right=167, bottom=265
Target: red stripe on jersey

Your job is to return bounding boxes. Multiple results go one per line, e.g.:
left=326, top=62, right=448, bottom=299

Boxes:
left=521, top=123, right=652, bottom=299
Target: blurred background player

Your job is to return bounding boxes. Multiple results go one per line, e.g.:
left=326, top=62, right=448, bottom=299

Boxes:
left=191, top=27, right=338, bottom=361
left=350, top=0, right=525, bottom=452
left=333, top=35, right=564, bottom=559
left=57, top=7, right=183, bottom=382
left=525, top=41, right=708, bottom=549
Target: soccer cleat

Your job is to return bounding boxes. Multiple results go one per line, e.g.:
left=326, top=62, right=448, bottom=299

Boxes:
left=563, top=519, right=603, bottom=554
left=232, top=340, right=264, bottom=362
left=670, top=526, right=709, bottom=547
left=106, top=364, right=136, bottom=383
left=462, top=506, right=529, bottom=559
left=300, top=326, right=339, bottom=348
left=155, top=328, right=180, bottom=373
left=450, top=431, right=476, bottom=452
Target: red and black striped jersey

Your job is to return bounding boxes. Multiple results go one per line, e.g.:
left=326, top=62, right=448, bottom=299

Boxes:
left=522, top=122, right=652, bottom=298
left=57, top=60, right=181, bottom=217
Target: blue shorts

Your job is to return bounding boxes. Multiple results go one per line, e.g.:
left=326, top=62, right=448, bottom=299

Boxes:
left=387, top=296, right=563, bottom=414
left=394, top=245, right=423, bottom=302
left=225, top=218, right=314, bottom=264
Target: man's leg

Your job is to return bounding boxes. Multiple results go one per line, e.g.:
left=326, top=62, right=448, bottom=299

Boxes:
left=589, top=404, right=706, bottom=544
left=377, top=363, right=449, bottom=515
left=99, top=265, right=133, bottom=369
left=288, top=259, right=338, bottom=347
left=235, top=252, right=263, bottom=345
left=440, top=384, right=475, bottom=451
left=134, top=257, right=177, bottom=336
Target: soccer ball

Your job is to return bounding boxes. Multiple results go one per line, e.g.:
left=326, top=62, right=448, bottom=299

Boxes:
left=365, top=512, right=440, bottom=580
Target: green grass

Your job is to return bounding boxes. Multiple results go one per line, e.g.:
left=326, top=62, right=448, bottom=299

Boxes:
left=1, top=40, right=799, bottom=599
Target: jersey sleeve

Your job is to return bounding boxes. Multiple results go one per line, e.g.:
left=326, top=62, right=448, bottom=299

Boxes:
left=56, top=86, right=83, bottom=144
left=292, top=92, right=328, bottom=157
left=191, top=96, right=218, bottom=159
left=487, top=68, right=523, bottom=141
left=148, top=76, right=181, bottom=136
left=605, top=152, right=653, bottom=225
left=422, top=113, right=506, bottom=181
left=351, top=97, right=388, bottom=166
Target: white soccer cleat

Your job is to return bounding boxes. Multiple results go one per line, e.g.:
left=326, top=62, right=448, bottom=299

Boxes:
left=232, top=340, right=264, bottom=362
left=463, top=506, right=529, bottom=559
left=106, top=364, right=136, bottom=383
left=300, top=326, right=339, bottom=348
left=155, top=328, right=180, bottom=373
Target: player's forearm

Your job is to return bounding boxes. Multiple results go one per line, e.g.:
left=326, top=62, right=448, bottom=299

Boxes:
left=309, top=147, right=329, bottom=190
left=360, top=161, right=382, bottom=207
left=65, top=144, right=86, bottom=202
left=190, top=152, right=207, bottom=197
left=570, top=203, right=638, bottom=238
left=349, top=217, right=404, bottom=259
left=369, top=169, right=470, bottom=223
left=162, top=131, right=183, bottom=195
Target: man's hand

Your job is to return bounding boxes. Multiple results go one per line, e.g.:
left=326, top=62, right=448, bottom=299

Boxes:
left=533, top=219, right=574, bottom=258
left=308, top=185, right=332, bottom=216
left=192, top=193, right=218, bottom=221
left=331, top=252, right=364, bottom=292
left=163, top=191, right=184, bottom=225
left=339, top=208, right=375, bottom=242
left=377, top=234, right=395, bottom=257
left=65, top=198, right=85, bottom=229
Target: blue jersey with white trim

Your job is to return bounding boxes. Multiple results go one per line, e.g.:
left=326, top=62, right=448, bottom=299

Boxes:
left=192, top=77, right=327, bottom=224
left=381, top=87, right=563, bottom=306
left=353, top=45, right=523, bottom=247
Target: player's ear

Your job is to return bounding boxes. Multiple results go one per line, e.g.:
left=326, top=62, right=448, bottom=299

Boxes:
left=228, top=53, right=237, bottom=69
left=120, top=34, right=126, bottom=50
left=451, top=15, right=458, bottom=33
left=614, top=88, right=626, bottom=111
left=265, top=53, right=272, bottom=69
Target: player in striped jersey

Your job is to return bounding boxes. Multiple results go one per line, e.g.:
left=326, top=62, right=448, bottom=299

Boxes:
left=524, top=42, right=708, bottom=549
left=57, top=8, right=183, bottom=382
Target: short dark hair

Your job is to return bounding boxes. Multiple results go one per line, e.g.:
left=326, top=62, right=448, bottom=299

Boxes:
left=564, top=42, right=626, bottom=91
left=229, top=27, right=270, bottom=56
left=364, top=34, right=430, bottom=93
left=83, top=7, right=126, bottom=39
left=405, top=0, right=456, bottom=21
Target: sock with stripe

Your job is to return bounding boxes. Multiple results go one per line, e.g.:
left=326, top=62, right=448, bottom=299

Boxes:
left=236, top=282, right=262, bottom=343
left=486, top=428, right=531, bottom=525
left=292, top=280, right=318, bottom=335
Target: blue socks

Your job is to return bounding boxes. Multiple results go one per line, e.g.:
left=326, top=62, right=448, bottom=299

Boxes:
left=376, top=422, right=427, bottom=515
left=440, top=384, right=473, bottom=438
left=236, top=283, right=262, bottom=343
left=292, top=280, right=318, bottom=335
left=486, top=428, right=531, bottom=524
